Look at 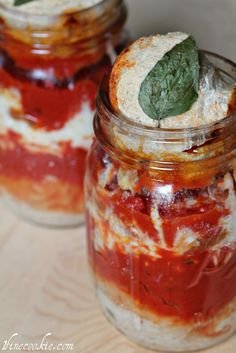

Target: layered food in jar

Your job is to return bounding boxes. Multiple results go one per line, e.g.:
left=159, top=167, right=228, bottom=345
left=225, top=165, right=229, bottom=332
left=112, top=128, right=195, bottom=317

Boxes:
left=0, top=0, right=127, bottom=226
left=85, top=32, right=236, bottom=351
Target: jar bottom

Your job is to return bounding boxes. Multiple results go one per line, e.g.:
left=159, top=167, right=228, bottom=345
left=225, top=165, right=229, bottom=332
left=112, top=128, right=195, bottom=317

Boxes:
left=2, top=192, right=84, bottom=228
left=96, top=287, right=236, bottom=352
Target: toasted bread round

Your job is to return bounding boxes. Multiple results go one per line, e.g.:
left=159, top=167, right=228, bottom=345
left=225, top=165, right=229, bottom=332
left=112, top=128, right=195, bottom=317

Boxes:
left=109, top=32, right=189, bottom=127
left=109, top=32, right=234, bottom=128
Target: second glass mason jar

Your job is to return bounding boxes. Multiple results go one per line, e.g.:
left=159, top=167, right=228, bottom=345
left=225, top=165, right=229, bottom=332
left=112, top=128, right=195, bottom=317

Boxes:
left=0, top=0, right=128, bottom=227
left=85, top=53, right=236, bottom=352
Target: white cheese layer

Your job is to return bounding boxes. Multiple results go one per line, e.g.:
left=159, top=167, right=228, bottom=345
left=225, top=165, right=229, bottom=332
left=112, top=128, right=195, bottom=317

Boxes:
left=88, top=197, right=161, bottom=259
left=2, top=192, right=84, bottom=226
left=89, top=197, right=236, bottom=258
left=0, top=0, right=104, bottom=29
left=217, top=173, right=236, bottom=247
left=88, top=163, right=236, bottom=257
left=0, top=88, right=94, bottom=152
left=0, top=0, right=103, bottom=15
left=98, top=289, right=236, bottom=352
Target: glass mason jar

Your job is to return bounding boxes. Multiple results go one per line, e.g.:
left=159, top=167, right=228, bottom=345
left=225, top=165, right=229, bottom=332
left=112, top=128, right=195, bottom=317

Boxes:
left=85, top=52, right=236, bottom=352
left=0, top=0, right=128, bottom=227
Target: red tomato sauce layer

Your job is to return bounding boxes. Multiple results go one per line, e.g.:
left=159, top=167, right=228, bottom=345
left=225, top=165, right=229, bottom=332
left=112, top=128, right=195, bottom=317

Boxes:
left=0, top=48, right=111, bottom=130
left=0, top=131, right=87, bottom=186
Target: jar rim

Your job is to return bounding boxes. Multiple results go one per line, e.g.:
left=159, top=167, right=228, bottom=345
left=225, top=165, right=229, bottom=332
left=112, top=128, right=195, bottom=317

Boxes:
left=97, top=50, right=236, bottom=139
left=0, top=0, right=116, bottom=21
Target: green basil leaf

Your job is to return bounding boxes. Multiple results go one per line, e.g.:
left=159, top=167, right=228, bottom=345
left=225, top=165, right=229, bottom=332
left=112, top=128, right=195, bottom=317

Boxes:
left=14, top=0, right=37, bottom=6
left=138, top=35, right=200, bottom=120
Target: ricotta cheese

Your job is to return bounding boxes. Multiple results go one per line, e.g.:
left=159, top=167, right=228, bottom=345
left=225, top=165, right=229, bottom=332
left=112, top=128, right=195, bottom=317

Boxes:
left=88, top=175, right=236, bottom=257
left=0, top=0, right=103, bottom=15
left=217, top=173, right=236, bottom=247
left=0, top=0, right=104, bottom=29
left=117, top=168, right=138, bottom=193
left=97, top=288, right=236, bottom=352
left=2, top=192, right=84, bottom=226
left=0, top=87, right=94, bottom=153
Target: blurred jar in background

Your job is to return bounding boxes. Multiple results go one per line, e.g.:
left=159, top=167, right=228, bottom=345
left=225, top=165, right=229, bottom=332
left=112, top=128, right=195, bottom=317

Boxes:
left=0, top=0, right=128, bottom=227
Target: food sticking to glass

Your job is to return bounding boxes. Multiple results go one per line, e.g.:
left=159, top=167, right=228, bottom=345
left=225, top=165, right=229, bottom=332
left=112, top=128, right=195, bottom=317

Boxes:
left=85, top=32, right=236, bottom=352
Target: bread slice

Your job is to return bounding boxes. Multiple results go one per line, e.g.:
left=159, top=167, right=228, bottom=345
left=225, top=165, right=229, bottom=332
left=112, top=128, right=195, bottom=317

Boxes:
left=109, top=32, right=234, bottom=129
left=109, top=32, right=189, bottom=127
